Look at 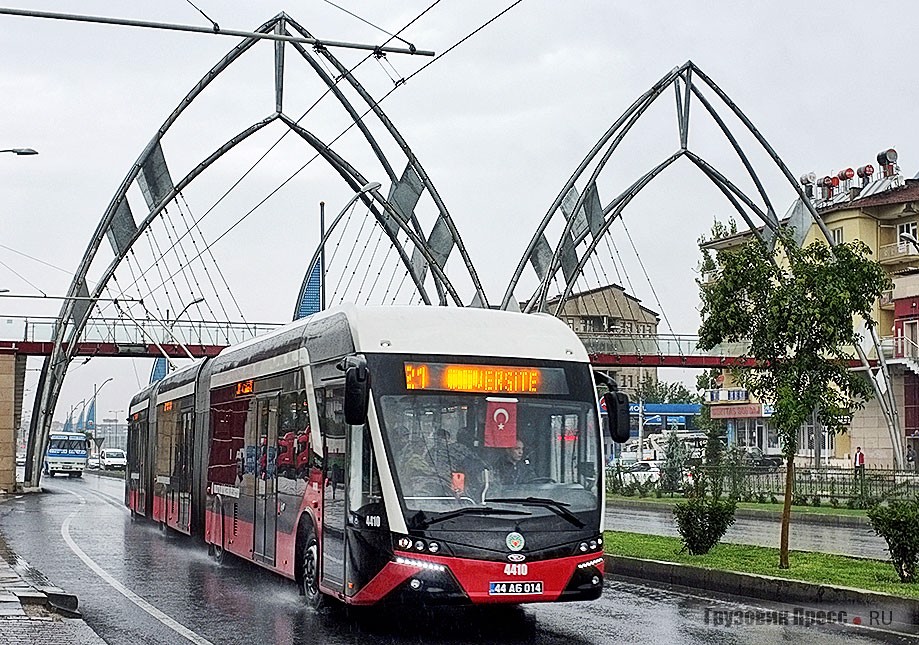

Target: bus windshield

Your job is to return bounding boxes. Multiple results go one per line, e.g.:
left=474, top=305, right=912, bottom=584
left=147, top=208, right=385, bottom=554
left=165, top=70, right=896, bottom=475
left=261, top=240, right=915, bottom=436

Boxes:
left=49, top=437, right=87, bottom=453
left=378, top=393, right=600, bottom=524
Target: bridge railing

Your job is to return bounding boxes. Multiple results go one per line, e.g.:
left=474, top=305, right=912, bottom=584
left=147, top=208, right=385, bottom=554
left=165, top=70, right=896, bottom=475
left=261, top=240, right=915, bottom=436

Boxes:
left=0, top=315, right=283, bottom=347
left=576, top=332, right=750, bottom=359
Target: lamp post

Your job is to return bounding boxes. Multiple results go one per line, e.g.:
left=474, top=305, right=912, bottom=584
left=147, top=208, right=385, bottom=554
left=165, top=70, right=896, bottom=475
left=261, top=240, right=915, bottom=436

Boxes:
left=170, top=297, right=204, bottom=329
left=0, top=148, right=38, bottom=156
left=87, top=377, right=114, bottom=434
left=900, top=231, right=919, bottom=252
left=297, top=182, right=381, bottom=318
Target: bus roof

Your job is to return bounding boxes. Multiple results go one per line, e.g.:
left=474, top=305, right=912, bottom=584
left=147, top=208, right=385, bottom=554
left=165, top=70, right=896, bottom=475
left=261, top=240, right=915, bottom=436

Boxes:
left=212, top=304, right=589, bottom=367
left=348, top=306, right=589, bottom=362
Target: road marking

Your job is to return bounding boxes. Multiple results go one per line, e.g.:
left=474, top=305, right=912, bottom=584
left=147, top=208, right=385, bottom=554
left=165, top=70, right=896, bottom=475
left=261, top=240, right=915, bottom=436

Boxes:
left=60, top=488, right=215, bottom=645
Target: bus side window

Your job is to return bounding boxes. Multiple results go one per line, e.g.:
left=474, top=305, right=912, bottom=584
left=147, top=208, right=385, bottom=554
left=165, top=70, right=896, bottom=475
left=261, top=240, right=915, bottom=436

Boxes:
left=278, top=392, right=300, bottom=481
left=349, top=423, right=381, bottom=517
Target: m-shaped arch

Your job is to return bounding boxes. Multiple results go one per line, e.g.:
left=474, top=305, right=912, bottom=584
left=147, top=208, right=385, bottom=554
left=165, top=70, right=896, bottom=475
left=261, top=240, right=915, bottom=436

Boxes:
left=25, top=12, right=486, bottom=486
left=500, top=60, right=901, bottom=466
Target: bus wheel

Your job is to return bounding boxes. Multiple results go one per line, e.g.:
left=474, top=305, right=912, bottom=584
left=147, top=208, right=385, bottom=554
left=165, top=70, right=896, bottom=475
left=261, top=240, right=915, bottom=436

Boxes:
left=299, top=525, right=323, bottom=609
left=71, top=472, right=82, bottom=478
left=213, top=541, right=225, bottom=564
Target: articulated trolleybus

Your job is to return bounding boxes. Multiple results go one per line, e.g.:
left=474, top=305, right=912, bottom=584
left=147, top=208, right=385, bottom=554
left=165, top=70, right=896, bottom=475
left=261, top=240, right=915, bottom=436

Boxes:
left=127, top=305, right=629, bottom=607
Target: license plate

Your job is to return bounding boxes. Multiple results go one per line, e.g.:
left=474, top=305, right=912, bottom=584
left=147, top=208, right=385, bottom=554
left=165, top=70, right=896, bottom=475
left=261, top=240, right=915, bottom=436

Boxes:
left=488, top=581, right=543, bottom=595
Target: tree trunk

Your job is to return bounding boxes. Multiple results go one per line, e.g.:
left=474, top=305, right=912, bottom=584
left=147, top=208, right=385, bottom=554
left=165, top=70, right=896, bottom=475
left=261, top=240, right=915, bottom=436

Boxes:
left=779, top=458, right=794, bottom=569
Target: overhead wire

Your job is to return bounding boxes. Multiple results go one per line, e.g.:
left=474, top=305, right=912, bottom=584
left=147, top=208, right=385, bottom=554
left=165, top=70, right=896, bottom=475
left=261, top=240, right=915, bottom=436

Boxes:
left=619, top=216, right=680, bottom=347
left=355, top=219, right=387, bottom=303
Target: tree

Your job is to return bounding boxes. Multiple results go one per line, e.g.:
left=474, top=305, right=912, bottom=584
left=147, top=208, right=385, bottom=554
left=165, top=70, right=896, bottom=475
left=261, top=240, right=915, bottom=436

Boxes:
left=696, top=228, right=890, bottom=569
left=636, top=374, right=701, bottom=404
left=660, top=429, right=689, bottom=495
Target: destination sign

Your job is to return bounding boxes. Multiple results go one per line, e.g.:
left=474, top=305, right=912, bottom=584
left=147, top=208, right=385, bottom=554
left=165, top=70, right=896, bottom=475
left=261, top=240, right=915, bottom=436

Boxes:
left=404, top=362, right=568, bottom=395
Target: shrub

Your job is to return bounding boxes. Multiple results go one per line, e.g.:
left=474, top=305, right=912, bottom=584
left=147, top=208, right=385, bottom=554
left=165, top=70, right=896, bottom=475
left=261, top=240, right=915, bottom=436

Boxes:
left=792, top=493, right=808, bottom=507
left=673, top=496, right=737, bottom=555
left=868, top=500, right=919, bottom=582
left=846, top=497, right=857, bottom=509
left=671, top=467, right=737, bottom=556
left=811, top=495, right=822, bottom=507
left=830, top=497, right=839, bottom=508
left=769, top=494, right=778, bottom=505
left=755, top=491, right=768, bottom=504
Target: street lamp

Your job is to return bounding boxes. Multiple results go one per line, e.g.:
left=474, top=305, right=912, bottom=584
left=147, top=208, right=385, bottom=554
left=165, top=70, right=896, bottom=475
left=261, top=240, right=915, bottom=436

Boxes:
left=900, top=231, right=919, bottom=252
left=297, top=181, right=382, bottom=317
left=0, top=148, right=38, bottom=156
left=88, top=377, right=114, bottom=430
left=171, top=297, right=205, bottom=329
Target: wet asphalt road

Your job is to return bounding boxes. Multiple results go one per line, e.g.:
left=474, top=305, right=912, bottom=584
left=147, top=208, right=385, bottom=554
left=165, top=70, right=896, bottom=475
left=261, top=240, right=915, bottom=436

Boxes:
left=0, top=472, right=916, bottom=645
left=605, top=505, right=889, bottom=560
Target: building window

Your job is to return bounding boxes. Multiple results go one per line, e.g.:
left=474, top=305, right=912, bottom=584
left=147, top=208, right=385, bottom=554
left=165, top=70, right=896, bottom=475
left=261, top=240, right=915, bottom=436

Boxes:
left=830, top=227, right=844, bottom=245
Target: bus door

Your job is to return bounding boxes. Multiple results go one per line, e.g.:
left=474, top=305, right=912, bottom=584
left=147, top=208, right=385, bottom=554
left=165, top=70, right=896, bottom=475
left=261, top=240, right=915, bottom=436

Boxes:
left=253, top=395, right=279, bottom=565
left=318, top=384, right=347, bottom=594
left=128, top=416, right=151, bottom=516
left=174, top=409, right=194, bottom=533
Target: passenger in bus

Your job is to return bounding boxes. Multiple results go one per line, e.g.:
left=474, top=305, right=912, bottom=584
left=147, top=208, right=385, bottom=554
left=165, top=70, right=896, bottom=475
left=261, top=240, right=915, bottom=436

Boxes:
left=450, top=427, right=489, bottom=501
left=494, top=438, right=535, bottom=486
left=400, top=430, right=454, bottom=498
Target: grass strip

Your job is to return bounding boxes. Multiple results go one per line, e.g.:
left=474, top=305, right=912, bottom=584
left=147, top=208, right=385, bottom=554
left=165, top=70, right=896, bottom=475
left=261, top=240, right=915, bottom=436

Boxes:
left=603, top=530, right=918, bottom=599
left=607, top=494, right=868, bottom=518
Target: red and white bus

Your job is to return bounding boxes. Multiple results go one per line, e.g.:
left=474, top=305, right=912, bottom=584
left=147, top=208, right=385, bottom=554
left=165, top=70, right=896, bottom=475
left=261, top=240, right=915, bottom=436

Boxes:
left=127, top=305, right=629, bottom=606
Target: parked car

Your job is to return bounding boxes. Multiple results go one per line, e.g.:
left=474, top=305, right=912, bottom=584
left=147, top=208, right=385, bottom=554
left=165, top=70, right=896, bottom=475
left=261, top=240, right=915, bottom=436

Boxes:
left=100, top=448, right=127, bottom=470
left=621, top=460, right=662, bottom=484
left=743, top=446, right=783, bottom=471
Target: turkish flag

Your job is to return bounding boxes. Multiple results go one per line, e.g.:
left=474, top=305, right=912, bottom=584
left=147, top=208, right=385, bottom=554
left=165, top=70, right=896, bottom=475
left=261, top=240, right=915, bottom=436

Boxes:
left=485, top=398, right=518, bottom=448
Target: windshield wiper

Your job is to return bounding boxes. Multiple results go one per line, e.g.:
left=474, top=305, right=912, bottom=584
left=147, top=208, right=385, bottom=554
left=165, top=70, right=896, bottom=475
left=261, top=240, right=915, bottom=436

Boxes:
left=486, top=497, right=585, bottom=528
left=414, top=506, right=531, bottom=529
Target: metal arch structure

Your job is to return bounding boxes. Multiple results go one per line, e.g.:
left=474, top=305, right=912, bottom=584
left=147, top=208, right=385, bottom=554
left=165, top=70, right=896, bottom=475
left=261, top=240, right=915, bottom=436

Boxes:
left=499, top=60, right=903, bottom=468
left=25, top=12, right=487, bottom=487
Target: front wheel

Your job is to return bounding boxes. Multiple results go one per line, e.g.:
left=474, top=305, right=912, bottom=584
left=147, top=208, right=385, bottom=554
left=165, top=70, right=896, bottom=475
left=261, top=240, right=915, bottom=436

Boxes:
left=299, top=524, right=324, bottom=609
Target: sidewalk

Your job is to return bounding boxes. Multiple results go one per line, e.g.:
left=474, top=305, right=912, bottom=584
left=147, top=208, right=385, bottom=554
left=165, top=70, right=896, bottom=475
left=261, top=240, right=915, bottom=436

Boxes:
left=0, top=524, right=105, bottom=644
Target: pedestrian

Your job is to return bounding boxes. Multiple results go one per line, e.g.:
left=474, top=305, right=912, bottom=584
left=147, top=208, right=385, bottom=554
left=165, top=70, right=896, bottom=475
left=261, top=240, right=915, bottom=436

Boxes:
left=854, top=446, right=866, bottom=486
left=907, top=445, right=916, bottom=472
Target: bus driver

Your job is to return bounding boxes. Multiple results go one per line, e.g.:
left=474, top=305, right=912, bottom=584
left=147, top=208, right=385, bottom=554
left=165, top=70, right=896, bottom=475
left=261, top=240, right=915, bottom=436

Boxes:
left=495, top=438, right=535, bottom=486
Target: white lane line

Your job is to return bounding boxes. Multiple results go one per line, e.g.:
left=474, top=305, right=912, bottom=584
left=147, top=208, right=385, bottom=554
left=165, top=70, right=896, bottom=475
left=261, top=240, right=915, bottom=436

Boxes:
left=60, top=489, right=214, bottom=645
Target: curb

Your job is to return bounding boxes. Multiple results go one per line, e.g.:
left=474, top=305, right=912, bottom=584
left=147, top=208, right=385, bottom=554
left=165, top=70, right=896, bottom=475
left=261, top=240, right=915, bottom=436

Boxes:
left=607, top=497, right=870, bottom=528
left=606, top=554, right=919, bottom=619
left=0, top=547, right=81, bottom=618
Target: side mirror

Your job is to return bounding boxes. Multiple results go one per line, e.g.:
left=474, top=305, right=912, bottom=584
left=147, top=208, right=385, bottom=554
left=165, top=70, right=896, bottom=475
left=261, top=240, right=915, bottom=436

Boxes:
left=603, top=391, right=631, bottom=443
left=341, top=355, right=371, bottom=425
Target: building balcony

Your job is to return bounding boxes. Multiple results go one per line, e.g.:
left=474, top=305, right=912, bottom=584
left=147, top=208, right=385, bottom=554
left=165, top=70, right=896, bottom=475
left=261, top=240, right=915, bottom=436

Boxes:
left=704, top=388, right=750, bottom=404
left=880, top=289, right=895, bottom=310
left=879, top=242, right=919, bottom=266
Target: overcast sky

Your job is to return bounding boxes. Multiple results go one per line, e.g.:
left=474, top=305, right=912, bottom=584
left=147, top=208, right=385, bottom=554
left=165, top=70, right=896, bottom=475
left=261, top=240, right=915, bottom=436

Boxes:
left=3, top=1, right=918, bottom=422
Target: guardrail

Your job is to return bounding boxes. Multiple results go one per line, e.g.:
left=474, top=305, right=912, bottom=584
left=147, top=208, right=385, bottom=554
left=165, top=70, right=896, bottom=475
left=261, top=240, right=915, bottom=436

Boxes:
left=0, top=315, right=283, bottom=347
left=576, top=333, right=749, bottom=359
